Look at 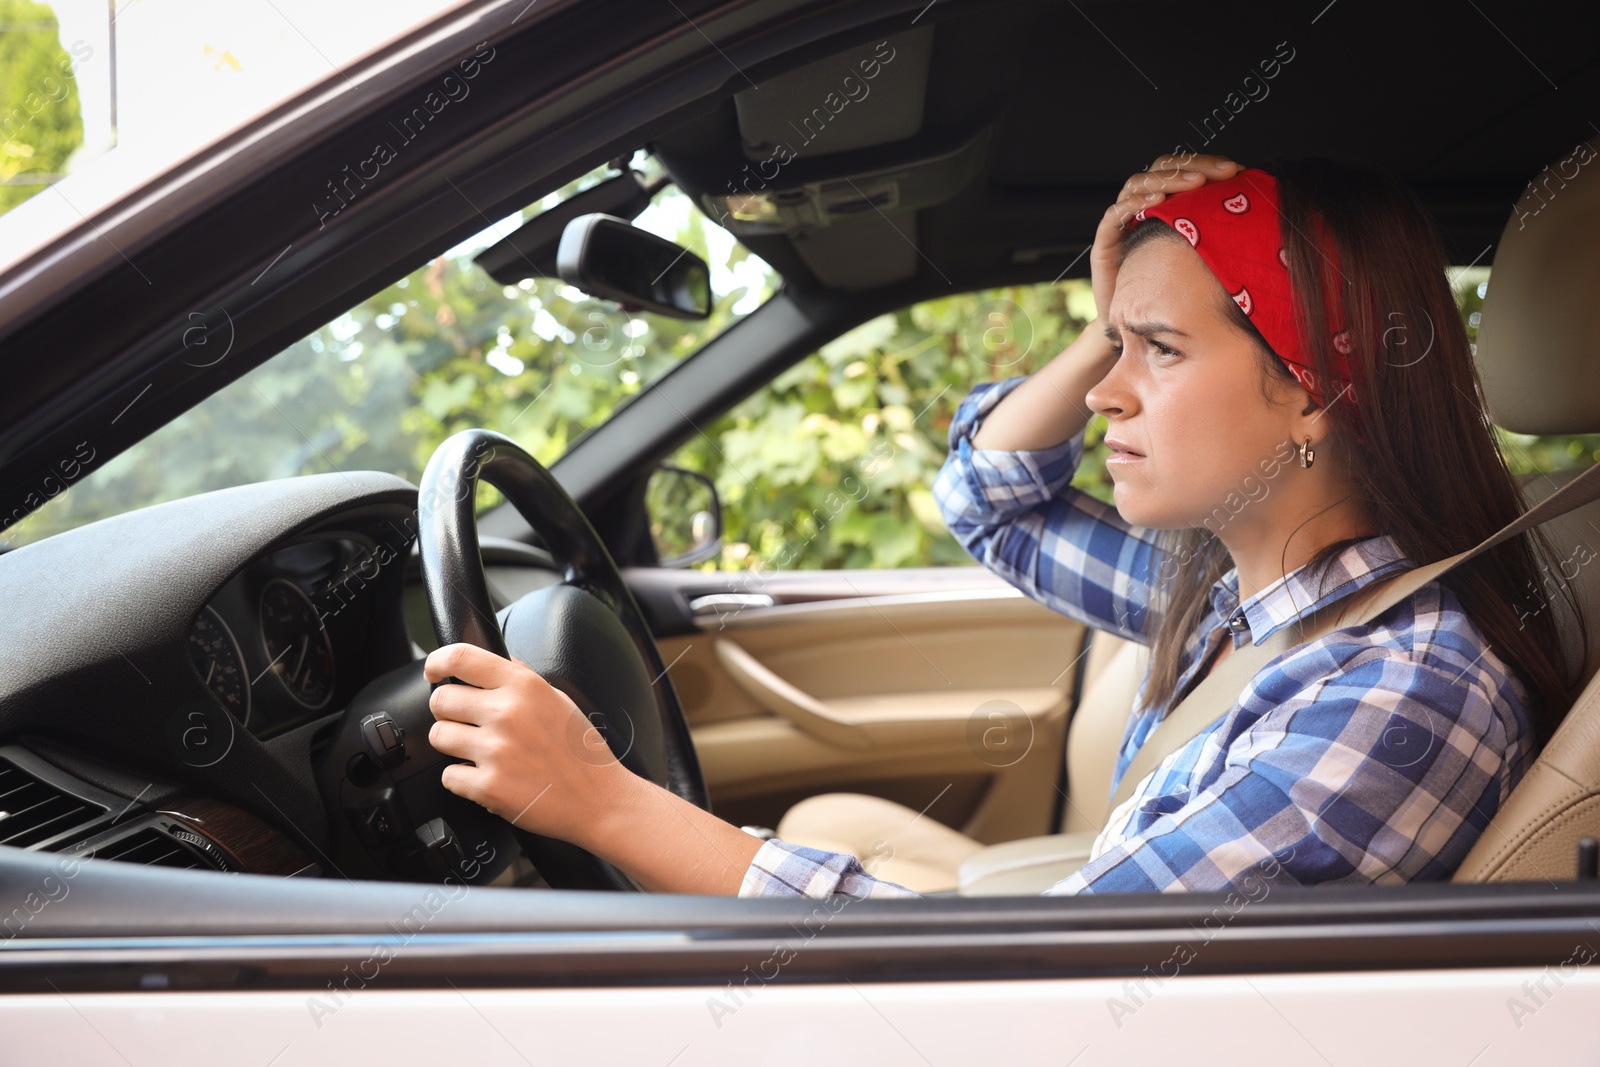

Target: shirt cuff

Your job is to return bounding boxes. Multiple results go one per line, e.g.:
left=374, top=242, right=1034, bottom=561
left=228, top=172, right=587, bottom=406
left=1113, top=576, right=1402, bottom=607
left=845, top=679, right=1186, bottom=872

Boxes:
left=738, top=838, right=861, bottom=898
left=937, top=377, right=1088, bottom=522
left=737, top=838, right=922, bottom=899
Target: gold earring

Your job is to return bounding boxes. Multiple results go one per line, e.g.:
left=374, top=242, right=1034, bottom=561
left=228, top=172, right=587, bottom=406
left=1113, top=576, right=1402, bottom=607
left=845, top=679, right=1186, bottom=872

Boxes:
left=1299, top=436, right=1315, bottom=469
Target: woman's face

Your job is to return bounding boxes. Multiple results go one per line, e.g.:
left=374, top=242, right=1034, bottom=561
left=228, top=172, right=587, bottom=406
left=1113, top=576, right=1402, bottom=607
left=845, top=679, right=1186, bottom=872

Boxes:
left=1086, top=236, right=1306, bottom=533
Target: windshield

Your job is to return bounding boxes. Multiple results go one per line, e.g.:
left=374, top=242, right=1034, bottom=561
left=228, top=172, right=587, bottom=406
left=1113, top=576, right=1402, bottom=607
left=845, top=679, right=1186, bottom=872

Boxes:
left=1, top=156, right=776, bottom=547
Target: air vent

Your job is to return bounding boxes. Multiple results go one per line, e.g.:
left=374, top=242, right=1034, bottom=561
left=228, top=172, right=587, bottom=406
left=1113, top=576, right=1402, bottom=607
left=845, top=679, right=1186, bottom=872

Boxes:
left=85, top=827, right=222, bottom=871
left=0, top=757, right=107, bottom=848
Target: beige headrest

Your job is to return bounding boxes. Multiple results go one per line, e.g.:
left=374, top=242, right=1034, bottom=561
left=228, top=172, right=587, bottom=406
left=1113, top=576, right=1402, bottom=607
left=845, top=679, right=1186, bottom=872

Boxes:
left=1475, top=135, right=1600, bottom=435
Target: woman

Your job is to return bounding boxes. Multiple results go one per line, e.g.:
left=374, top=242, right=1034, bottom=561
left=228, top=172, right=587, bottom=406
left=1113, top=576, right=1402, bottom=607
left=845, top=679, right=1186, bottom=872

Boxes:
left=422, top=153, right=1585, bottom=898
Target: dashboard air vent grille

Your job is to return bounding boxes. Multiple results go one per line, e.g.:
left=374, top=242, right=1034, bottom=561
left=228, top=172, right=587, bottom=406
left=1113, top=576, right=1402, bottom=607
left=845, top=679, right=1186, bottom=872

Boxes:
left=86, top=827, right=217, bottom=870
left=0, top=757, right=107, bottom=848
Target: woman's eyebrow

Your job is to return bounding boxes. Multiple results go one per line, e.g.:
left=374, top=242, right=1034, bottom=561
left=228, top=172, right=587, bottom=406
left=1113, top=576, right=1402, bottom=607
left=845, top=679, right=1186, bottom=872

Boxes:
left=1104, top=320, right=1191, bottom=342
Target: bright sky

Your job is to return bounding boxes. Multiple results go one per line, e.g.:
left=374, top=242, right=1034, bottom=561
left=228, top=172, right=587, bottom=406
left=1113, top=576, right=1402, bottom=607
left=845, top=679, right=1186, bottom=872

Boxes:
left=48, top=0, right=458, bottom=168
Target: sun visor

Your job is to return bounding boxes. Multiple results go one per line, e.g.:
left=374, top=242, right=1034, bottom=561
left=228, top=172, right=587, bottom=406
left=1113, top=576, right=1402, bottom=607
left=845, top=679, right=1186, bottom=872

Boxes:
left=733, top=26, right=933, bottom=161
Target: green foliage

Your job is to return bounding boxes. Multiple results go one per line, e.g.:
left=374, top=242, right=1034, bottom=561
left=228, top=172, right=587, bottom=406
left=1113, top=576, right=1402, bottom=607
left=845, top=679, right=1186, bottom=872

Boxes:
left=667, top=282, right=1105, bottom=570
left=0, top=0, right=85, bottom=213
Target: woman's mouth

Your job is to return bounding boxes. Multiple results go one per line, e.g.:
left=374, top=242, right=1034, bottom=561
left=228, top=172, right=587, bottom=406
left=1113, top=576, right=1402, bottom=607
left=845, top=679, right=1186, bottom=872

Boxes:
left=1105, top=439, right=1145, bottom=462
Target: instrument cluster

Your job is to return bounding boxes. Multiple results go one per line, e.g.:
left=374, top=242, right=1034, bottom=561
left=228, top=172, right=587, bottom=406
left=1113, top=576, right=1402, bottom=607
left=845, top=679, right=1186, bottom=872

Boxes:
left=186, top=535, right=390, bottom=738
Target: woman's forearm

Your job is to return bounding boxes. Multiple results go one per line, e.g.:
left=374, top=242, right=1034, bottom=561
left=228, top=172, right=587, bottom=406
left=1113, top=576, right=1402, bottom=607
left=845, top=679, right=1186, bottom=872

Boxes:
left=576, top=770, right=765, bottom=895
left=970, top=323, right=1117, bottom=451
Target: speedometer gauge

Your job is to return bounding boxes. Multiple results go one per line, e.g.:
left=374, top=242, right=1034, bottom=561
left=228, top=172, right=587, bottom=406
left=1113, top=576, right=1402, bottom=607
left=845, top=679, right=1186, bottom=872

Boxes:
left=188, top=606, right=251, bottom=726
left=258, top=578, right=335, bottom=709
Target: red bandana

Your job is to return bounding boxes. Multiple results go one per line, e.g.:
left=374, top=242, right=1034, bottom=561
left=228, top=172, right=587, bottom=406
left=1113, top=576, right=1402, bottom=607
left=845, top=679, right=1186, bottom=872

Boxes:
left=1130, top=167, right=1357, bottom=409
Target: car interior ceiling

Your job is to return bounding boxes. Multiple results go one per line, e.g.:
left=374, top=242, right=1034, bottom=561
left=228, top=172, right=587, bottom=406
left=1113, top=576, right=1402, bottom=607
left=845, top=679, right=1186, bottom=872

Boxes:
left=645, top=2, right=1595, bottom=293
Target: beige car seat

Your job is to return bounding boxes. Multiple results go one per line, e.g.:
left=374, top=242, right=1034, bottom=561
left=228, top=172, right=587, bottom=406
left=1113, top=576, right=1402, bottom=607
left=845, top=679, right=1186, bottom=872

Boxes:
left=776, top=135, right=1600, bottom=893
left=775, top=628, right=1146, bottom=893
left=1450, top=135, right=1600, bottom=882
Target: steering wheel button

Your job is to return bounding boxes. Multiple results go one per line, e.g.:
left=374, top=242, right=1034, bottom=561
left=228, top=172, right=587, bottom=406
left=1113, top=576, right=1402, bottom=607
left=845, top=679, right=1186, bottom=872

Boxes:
left=376, top=719, right=401, bottom=750
left=416, top=817, right=469, bottom=880
left=351, top=788, right=406, bottom=847
left=366, top=806, right=394, bottom=842
left=360, top=712, right=406, bottom=768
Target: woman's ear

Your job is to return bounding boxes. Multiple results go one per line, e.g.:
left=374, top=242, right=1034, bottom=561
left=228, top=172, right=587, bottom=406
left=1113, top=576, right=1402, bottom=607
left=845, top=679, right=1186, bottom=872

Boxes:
left=1287, top=399, right=1330, bottom=459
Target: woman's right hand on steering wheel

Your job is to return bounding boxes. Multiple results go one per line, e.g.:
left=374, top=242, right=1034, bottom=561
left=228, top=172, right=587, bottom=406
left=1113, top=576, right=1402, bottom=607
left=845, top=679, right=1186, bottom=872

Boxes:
left=1089, top=153, right=1242, bottom=324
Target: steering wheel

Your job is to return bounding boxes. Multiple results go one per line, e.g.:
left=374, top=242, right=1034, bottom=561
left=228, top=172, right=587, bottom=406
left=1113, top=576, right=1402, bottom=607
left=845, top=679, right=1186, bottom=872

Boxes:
left=413, top=428, right=709, bottom=890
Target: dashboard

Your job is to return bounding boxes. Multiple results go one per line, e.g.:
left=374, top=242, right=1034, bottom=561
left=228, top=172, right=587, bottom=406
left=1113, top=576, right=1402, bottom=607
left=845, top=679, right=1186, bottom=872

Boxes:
left=0, top=473, right=430, bottom=878
left=0, top=471, right=569, bottom=885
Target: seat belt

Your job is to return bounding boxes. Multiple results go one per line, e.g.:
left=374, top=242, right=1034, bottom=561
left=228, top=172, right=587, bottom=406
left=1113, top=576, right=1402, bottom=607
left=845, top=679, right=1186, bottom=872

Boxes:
left=1103, top=458, right=1600, bottom=823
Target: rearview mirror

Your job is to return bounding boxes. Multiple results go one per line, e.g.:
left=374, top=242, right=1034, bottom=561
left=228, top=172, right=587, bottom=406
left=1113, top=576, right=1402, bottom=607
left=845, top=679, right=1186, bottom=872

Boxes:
left=556, top=213, right=711, bottom=320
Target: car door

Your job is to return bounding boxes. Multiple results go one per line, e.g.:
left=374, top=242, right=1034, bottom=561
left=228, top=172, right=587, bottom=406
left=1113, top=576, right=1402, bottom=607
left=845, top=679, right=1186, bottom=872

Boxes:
left=9, top=846, right=1600, bottom=1067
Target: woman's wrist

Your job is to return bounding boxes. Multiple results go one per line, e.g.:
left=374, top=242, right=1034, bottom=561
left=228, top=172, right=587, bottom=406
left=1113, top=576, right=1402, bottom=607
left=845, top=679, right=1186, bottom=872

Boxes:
left=574, top=765, right=764, bottom=894
left=1045, top=320, right=1117, bottom=391
left=566, top=757, right=654, bottom=854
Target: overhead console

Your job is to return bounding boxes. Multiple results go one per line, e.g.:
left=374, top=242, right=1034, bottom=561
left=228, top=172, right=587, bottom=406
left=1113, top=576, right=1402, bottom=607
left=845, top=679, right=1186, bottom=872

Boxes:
left=651, top=21, right=1016, bottom=291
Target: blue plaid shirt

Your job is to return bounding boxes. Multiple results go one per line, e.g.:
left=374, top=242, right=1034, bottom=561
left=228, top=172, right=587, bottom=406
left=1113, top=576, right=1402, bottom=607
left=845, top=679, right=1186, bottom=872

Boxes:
left=737, top=375, right=1536, bottom=899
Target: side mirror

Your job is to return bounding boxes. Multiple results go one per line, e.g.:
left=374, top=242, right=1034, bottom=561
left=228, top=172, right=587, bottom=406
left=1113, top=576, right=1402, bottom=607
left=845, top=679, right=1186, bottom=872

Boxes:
left=647, top=465, right=722, bottom=568
left=556, top=213, right=712, bottom=320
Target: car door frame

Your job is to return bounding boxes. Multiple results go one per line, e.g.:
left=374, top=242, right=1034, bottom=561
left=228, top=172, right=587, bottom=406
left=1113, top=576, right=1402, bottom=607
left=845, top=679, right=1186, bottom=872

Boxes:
left=7, top=845, right=1600, bottom=1064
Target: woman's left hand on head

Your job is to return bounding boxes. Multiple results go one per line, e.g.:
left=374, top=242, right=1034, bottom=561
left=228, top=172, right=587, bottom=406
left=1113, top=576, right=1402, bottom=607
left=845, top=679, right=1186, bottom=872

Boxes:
left=1091, top=153, right=1241, bottom=324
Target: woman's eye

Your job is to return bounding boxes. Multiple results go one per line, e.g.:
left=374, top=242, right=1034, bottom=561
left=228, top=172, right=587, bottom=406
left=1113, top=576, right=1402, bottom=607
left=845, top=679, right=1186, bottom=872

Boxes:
left=1106, top=338, right=1176, bottom=359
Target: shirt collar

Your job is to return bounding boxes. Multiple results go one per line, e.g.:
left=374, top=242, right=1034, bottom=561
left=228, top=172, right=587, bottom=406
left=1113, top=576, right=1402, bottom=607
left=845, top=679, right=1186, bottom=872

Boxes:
left=1209, top=533, right=1414, bottom=646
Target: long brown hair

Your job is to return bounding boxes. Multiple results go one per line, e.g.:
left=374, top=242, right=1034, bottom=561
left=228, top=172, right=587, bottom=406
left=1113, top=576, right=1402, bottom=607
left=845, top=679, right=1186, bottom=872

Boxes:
left=1124, top=155, right=1586, bottom=747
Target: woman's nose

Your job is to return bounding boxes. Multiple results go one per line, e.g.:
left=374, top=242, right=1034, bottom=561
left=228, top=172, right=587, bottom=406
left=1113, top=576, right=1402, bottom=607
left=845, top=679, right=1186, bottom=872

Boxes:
left=1086, top=359, right=1132, bottom=419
